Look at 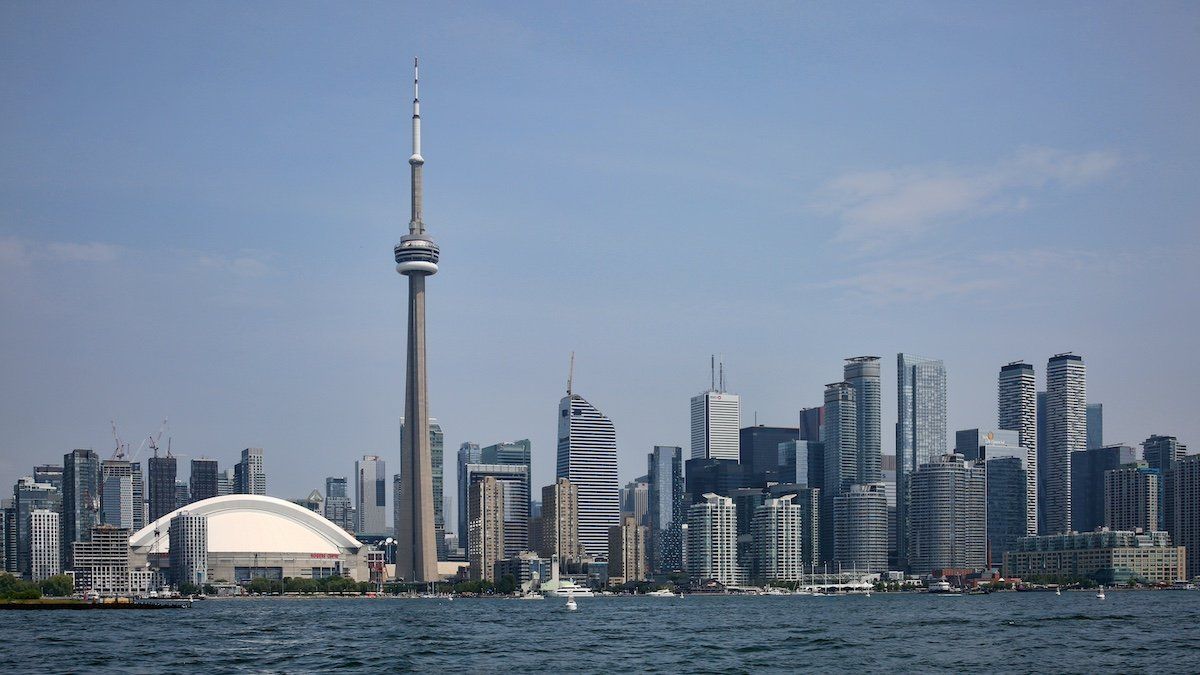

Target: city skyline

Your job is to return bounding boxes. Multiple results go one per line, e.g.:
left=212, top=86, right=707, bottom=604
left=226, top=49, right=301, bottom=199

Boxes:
left=2, top=4, right=1199, bottom=501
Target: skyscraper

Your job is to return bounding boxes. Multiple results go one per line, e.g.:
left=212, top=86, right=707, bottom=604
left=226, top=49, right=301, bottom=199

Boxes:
left=690, top=388, right=740, bottom=462
left=13, top=477, right=60, bottom=579
left=323, top=476, right=353, bottom=532
left=844, top=356, right=882, bottom=485
left=1036, top=390, right=1048, bottom=533
left=355, top=455, right=387, bottom=535
left=833, top=483, right=890, bottom=573
left=985, top=454, right=1027, bottom=567
left=234, top=448, right=265, bottom=495
left=173, top=481, right=190, bottom=510
left=32, top=465, right=62, bottom=491
left=1105, top=462, right=1159, bottom=532
left=1045, top=353, right=1086, bottom=534
left=608, top=516, right=648, bottom=583
left=739, top=425, right=799, bottom=486
left=751, top=494, right=804, bottom=583
left=557, top=377, right=619, bottom=559
left=1070, top=444, right=1136, bottom=533
left=822, top=381, right=856, bottom=562
left=620, top=478, right=650, bottom=526
left=467, top=476, right=504, bottom=582
left=464, top=463, right=530, bottom=557
left=647, top=446, right=685, bottom=574
left=541, top=478, right=582, bottom=564
left=998, top=360, right=1038, bottom=534
left=798, top=406, right=824, bottom=443
left=481, top=439, right=531, bottom=467
left=1143, top=435, right=1188, bottom=473
left=168, top=510, right=208, bottom=588
left=1086, top=403, right=1104, bottom=449
left=189, top=458, right=218, bottom=503
left=147, top=455, right=177, bottom=523
left=62, top=449, right=100, bottom=568
left=29, top=509, right=59, bottom=581
left=216, top=468, right=234, bottom=497
left=896, top=354, right=947, bottom=570
left=394, top=59, right=441, bottom=583
left=1165, top=454, right=1200, bottom=579
left=908, top=454, right=986, bottom=575
left=687, top=493, right=739, bottom=586
left=99, top=459, right=143, bottom=531
left=456, top=442, right=481, bottom=549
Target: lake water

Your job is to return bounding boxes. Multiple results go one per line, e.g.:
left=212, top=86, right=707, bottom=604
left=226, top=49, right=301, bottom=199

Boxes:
left=5, top=591, right=1198, bottom=672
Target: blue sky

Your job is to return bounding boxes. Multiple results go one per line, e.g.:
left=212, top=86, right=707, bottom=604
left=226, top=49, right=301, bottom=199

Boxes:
left=2, top=2, right=1197, bottom=522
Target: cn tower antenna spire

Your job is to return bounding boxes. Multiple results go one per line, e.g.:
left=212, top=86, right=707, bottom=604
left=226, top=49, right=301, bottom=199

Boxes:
left=409, top=56, right=424, bottom=235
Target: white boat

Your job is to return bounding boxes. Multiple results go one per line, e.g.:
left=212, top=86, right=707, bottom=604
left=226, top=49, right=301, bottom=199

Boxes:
left=646, top=588, right=680, bottom=598
left=565, top=591, right=578, bottom=611
left=544, top=581, right=595, bottom=598
left=927, top=580, right=955, bottom=594
left=519, top=591, right=544, bottom=601
left=1097, top=586, right=1106, bottom=600
left=1056, top=587, right=1061, bottom=596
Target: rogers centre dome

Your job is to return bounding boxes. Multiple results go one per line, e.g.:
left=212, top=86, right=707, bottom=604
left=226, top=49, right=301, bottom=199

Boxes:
left=129, top=494, right=369, bottom=583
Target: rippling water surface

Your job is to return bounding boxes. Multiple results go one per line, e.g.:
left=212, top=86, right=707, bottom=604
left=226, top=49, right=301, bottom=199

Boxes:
left=5, top=591, right=1199, bottom=672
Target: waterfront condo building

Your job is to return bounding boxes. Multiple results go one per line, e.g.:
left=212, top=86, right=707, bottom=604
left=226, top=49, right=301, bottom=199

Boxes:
left=687, top=493, right=739, bottom=586
left=1165, top=454, right=1200, bottom=579
left=833, top=483, right=889, bottom=573
left=1044, top=353, right=1086, bottom=534
left=29, top=509, right=59, bottom=581
left=168, top=510, right=208, bottom=588
left=647, top=446, right=686, bottom=574
left=751, top=494, right=803, bottom=582
left=541, top=477, right=582, bottom=565
left=608, top=516, right=648, bottom=583
left=998, top=361, right=1038, bottom=535
left=468, top=477, right=504, bottom=582
left=1004, top=530, right=1184, bottom=585
left=908, top=454, right=986, bottom=575
left=895, top=354, right=947, bottom=570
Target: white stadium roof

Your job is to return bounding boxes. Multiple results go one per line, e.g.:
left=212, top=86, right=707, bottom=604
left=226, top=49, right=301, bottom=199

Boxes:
left=129, top=494, right=363, bottom=554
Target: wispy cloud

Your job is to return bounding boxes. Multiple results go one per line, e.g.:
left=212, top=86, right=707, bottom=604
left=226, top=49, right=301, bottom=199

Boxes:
left=195, top=252, right=275, bottom=278
left=0, top=237, right=124, bottom=267
left=815, top=245, right=1193, bottom=306
left=45, top=241, right=123, bottom=262
left=814, top=146, right=1119, bottom=249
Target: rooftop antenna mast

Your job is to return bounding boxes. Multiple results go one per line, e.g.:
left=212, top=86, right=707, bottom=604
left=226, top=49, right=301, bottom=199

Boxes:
left=719, top=357, right=726, bottom=393
left=710, top=355, right=715, bottom=391
left=567, top=351, right=575, bottom=396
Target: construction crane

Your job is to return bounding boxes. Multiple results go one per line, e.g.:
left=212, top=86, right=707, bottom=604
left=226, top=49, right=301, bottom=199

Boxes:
left=144, top=418, right=169, bottom=459
left=110, top=420, right=124, bottom=460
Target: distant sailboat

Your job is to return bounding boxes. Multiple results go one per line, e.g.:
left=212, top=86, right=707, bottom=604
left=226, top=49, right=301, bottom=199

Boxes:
left=1096, top=586, right=1106, bottom=600
left=566, top=590, right=578, bottom=611
left=1056, top=587, right=1061, bottom=596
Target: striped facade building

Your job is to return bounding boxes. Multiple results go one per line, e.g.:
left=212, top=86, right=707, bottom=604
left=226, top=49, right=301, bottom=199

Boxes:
left=557, top=392, right=620, bottom=558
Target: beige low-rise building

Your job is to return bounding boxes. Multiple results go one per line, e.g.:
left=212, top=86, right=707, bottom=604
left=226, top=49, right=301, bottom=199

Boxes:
left=1003, top=530, right=1185, bottom=584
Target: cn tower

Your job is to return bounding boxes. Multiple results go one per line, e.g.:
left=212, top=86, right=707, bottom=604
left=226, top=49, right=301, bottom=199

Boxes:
left=394, top=58, right=440, bottom=582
